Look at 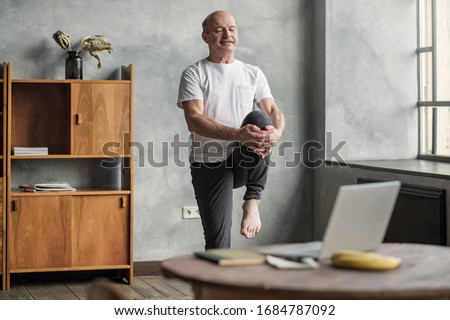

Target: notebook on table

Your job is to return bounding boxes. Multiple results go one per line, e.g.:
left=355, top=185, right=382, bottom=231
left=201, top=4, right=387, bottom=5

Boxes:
left=261, top=180, right=401, bottom=261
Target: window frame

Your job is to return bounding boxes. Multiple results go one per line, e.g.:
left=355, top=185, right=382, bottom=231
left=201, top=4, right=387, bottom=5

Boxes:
left=417, top=0, right=450, bottom=162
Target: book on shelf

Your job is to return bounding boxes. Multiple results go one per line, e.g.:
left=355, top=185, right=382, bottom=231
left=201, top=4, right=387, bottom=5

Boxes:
left=194, top=249, right=267, bottom=266
left=13, top=146, right=48, bottom=156
left=19, top=182, right=76, bottom=192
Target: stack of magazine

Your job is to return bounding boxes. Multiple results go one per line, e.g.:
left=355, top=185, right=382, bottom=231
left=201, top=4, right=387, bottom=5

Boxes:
left=19, top=182, right=76, bottom=192
left=13, top=147, right=48, bottom=156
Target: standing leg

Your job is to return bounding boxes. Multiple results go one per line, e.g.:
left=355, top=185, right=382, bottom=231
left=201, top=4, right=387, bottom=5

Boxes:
left=233, top=110, right=273, bottom=239
left=191, top=161, right=234, bottom=249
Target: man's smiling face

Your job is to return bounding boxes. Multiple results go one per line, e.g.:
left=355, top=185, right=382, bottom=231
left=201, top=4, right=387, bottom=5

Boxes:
left=202, top=11, right=239, bottom=58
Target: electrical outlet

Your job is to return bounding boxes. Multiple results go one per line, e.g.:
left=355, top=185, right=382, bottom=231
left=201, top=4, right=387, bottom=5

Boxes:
left=182, top=206, right=201, bottom=219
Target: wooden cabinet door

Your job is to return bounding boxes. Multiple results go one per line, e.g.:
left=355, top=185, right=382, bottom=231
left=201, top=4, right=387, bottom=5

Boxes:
left=71, top=195, right=130, bottom=267
left=72, top=83, right=130, bottom=155
left=9, top=196, right=72, bottom=270
left=0, top=180, right=3, bottom=275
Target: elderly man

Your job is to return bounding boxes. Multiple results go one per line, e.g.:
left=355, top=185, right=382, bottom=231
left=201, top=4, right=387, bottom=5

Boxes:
left=177, top=10, right=285, bottom=249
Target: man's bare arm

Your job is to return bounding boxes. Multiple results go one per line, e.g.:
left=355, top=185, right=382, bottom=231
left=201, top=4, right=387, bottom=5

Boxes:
left=257, top=97, right=285, bottom=142
left=182, top=99, right=262, bottom=146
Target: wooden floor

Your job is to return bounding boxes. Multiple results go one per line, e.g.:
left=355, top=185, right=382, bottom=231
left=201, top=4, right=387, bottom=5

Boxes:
left=0, top=275, right=194, bottom=300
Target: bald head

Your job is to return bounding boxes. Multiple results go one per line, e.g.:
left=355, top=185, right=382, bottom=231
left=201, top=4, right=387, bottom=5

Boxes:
left=202, top=10, right=237, bottom=33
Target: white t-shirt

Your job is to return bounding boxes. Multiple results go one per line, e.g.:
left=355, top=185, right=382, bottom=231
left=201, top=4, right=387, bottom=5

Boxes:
left=177, top=58, right=274, bottom=163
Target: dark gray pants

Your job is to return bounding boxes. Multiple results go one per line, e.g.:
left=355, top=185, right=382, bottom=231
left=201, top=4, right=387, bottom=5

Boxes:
left=190, top=110, right=272, bottom=249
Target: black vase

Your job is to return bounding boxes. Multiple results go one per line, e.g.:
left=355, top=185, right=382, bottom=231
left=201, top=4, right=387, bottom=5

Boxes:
left=65, top=50, right=83, bottom=79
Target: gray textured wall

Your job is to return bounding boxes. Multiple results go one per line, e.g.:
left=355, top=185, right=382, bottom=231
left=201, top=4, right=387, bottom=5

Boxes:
left=313, top=0, right=418, bottom=237
left=1, top=0, right=312, bottom=260
left=325, top=0, right=417, bottom=161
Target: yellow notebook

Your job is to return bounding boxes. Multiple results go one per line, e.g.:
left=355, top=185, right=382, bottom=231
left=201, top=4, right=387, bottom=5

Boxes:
left=194, top=249, right=266, bottom=266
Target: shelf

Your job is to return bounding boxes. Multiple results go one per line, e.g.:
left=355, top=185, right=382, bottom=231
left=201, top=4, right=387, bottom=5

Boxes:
left=12, top=79, right=131, bottom=84
left=11, top=81, right=131, bottom=156
left=11, top=189, right=131, bottom=196
left=11, top=154, right=131, bottom=159
left=328, top=159, right=450, bottom=180
left=10, top=264, right=132, bottom=274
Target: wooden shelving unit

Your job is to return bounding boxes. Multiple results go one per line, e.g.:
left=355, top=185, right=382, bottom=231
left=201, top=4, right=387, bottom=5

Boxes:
left=0, top=62, right=8, bottom=290
left=3, top=64, right=134, bottom=290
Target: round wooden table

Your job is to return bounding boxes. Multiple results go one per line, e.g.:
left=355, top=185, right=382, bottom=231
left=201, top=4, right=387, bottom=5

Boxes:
left=162, top=243, right=450, bottom=299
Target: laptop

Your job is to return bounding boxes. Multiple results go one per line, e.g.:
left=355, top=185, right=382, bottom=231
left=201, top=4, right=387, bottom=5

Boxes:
left=261, top=180, right=401, bottom=261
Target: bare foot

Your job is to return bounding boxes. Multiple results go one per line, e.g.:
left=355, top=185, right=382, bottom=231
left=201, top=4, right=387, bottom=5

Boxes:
left=241, top=199, right=262, bottom=239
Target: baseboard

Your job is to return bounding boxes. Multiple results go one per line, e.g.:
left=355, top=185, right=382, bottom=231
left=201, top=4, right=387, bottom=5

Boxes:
left=133, top=261, right=163, bottom=276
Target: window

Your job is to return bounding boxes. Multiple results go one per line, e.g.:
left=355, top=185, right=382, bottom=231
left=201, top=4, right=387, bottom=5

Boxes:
left=418, top=0, right=450, bottom=158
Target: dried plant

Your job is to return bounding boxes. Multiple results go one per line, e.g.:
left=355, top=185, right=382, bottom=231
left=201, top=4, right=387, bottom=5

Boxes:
left=52, top=30, right=115, bottom=69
